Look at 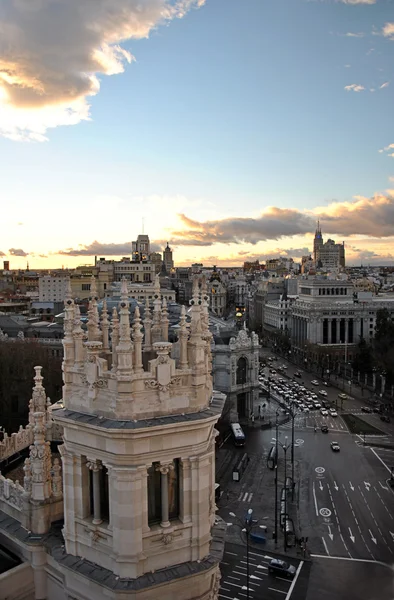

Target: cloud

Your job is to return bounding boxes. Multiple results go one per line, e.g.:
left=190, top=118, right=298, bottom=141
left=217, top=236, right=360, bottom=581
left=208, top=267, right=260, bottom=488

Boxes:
left=338, top=0, right=376, bottom=4
left=382, top=22, right=394, bottom=39
left=0, top=0, right=205, bottom=141
left=344, top=32, right=364, bottom=38
left=380, top=82, right=390, bottom=89
left=379, top=143, right=394, bottom=157
left=0, top=251, right=5, bottom=257
left=8, top=247, right=28, bottom=257
left=168, top=209, right=316, bottom=246
left=344, top=84, right=365, bottom=92
left=58, top=240, right=133, bottom=256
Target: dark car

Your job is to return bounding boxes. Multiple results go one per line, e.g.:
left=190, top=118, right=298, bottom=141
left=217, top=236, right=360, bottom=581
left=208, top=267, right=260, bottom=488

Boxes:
left=331, top=441, right=340, bottom=452
left=380, top=415, right=391, bottom=423
left=268, top=558, right=296, bottom=579
left=294, top=372, right=302, bottom=378
left=321, top=424, right=329, bottom=433
left=361, top=407, right=372, bottom=413
left=373, top=407, right=382, bottom=414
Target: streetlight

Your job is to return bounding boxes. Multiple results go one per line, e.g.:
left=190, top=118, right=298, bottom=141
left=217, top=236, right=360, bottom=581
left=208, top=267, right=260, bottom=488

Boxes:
left=272, top=435, right=290, bottom=551
left=228, top=509, right=265, bottom=600
left=273, top=408, right=280, bottom=542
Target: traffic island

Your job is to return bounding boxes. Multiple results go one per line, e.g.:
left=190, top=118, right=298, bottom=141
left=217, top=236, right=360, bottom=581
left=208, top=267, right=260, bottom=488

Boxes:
left=341, top=413, right=385, bottom=436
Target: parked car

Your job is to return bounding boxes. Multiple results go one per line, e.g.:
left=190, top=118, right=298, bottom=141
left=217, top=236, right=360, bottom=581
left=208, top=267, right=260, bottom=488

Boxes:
left=380, top=415, right=391, bottom=423
left=268, top=559, right=296, bottom=579
left=294, top=371, right=302, bottom=378
left=329, top=409, right=338, bottom=417
left=361, top=407, right=372, bottom=413
left=331, top=441, right=340, bottom=452
left=321, top=424, right=329, bottom=433
left=320, top=408, right=328, bottom=416
left=311, top=380, right=319, bottom=386
left=319, top=390, right=328, bottom=397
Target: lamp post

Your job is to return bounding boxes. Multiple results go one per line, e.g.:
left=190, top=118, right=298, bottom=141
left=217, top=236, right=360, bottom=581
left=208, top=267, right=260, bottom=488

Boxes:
left=274, top=407, right=280, bottom=542
left=228, top=509, right=265, bottom=600
left=272, top=435, right=290, bottom=551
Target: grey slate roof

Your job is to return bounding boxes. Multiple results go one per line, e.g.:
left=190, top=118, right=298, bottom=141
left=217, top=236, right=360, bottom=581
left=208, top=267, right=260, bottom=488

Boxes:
left=0, top=510, right=226, bottom=592
left=53, top=394, right=225, bottom=430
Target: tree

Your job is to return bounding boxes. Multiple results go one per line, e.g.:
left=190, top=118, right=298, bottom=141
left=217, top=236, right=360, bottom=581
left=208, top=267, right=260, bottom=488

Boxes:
left=352, top=338, right=374, bottom=375
left=0, top=340, right=63, bottom=434
left=373, top=308, right=394, bottom=382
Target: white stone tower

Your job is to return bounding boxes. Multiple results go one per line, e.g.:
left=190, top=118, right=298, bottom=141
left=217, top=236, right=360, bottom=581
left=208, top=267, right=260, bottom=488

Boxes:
left=52, top=276, right=225, bottom=600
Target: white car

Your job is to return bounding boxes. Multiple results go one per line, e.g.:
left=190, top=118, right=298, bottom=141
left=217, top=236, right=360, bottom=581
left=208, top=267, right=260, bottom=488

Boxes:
left=319, top=390, right=328, bottom=397
left=320, top=408, right=328, bottom=416
left=311, top=380, right=319, bottom=386
left=330, top=409, right=338, bottom=417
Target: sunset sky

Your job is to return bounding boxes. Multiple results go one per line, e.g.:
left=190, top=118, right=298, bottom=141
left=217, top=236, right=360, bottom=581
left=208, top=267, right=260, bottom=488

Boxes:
left=1, top=0, right=394, bottom=269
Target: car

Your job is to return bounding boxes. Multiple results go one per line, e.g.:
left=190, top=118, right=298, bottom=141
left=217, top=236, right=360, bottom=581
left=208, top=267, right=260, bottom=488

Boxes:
left=311, top=380, right=319, bottom=386
left=373, top=407, right=382, bottom=414
left=268, top=559, right=296, bottom=579
left=314, top=402, right=322, bottom=409
left=321, top=424, right=329, bottom=433
left=319, top=390, right=328, bottom=397
left=361, top=407, right=372, bottom=413
left=380, top=415, right=391, bottom=423
left=338, top=393, right=347, bottom=401
left=320, top=408, right=328, bottom=416
left=331, top=441, right=340, bottom=452
left=294, top=371, right=302, bottom=378
left=329, top=409, right=338, bottom=417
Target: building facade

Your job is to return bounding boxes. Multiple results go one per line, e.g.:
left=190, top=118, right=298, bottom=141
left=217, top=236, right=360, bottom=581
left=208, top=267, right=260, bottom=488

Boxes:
left=39, top=276, right=70, bottom=303
left=313, top=223, right=345, bottom=270
left=212, top=327, right=260, bottom=422
left=0, top=277, right=226, bottom=600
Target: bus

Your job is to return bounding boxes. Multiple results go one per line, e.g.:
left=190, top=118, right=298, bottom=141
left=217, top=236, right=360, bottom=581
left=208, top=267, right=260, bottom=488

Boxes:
left=230, top=423, right=246, bottom=447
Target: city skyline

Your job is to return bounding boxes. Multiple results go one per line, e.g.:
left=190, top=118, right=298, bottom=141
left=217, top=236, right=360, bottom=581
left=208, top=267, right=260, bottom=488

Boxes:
left=1, top=0, right=394, bottom=268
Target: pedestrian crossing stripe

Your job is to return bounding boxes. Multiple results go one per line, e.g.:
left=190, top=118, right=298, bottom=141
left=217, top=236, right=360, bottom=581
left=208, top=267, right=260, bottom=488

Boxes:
left=238, top=491, right=253, bottom=502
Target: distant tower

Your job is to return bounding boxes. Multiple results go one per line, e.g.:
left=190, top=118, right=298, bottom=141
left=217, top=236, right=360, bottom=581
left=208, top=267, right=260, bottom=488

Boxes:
left=163, top=242, right=174, bottom=272
left=313, top=221, right=323, bottom=264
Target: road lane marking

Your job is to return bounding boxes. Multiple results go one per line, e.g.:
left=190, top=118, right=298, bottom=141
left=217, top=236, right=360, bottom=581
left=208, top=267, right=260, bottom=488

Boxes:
left=242, top=492, right=248, bottom=502
left=369, top=529, right=377, bottom=545
left=349, top=528, right=355, bottom=542
left=319, top=480, right=323, bottom=491
left=334, top=481, right=339, bottom=491
left=319, top=508, right=332, bottom=517
left=342, top=483, right=374, bottom=559
left=238, top=492, right=243, bottom=501
left=269, top=588, right=287, bottom=595
left=364, top=482, right=371, bottom=492
left=340, top=532, right=352, bottom=558
left=327, top=525, right=334, bottom=541
left=370, top=447, right=394, bottom=475
left=322, top=537, right=330, bottom=555
left=379, top=481, right=389, bottom=491
left=312, top=481, right=319, bottom=516
left=285, top=561, right=304, bottom=600
left=310, top=555, right=389, bottom=567
left=349, top=481, right=354, bottom=491
left=228, top=576, right=241, bottom=581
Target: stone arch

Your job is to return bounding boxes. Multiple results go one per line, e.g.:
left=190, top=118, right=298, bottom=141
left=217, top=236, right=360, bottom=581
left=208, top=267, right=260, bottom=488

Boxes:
left=236, top=356, right=248, bottom=385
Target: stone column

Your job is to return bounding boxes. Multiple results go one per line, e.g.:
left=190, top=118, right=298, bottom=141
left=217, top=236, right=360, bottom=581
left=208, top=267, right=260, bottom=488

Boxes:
left=327, top=319, right=332, bottom=345
left=157, top=462, right=174, bottom=528
left=86, top=459, right=102, bottom=525
left=345, top=319, right=349, bottom=344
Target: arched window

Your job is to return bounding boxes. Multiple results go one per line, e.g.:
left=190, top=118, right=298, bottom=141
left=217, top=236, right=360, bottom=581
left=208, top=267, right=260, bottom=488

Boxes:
left=236, top=357, right=248, bottom=385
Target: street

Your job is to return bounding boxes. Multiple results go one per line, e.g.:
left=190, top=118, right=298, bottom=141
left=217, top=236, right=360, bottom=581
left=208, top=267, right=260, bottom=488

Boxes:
left=219, top=543, right=308, bottom=600
left=216, top=348, right=394, bottom=600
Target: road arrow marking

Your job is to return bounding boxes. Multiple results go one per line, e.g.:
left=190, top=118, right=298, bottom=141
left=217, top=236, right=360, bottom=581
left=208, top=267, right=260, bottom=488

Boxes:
left=319, top=481, right=323, bottom=491
left=379, top=481, right=389, bottom=491
left=334, top=481, right=339, bottom=491
left=364, top=482, right=371, bottom=491
left=349, top=481, right=354, bottom=491
left=349, top=527, right=355, bottom=543
left=328, top=525, right=334, bottom=541
left=390, top=532, right=394, bottom=542
left=250, top=575, right=264, bottom=581
left=369, top=529, right=377, bottom=544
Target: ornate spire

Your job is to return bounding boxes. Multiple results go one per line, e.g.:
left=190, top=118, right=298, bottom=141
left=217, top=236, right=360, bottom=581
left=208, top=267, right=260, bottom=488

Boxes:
left=143, top=298, right=153, bottom=351
left=132, top=306, right=144, bottom=373
left=64, top=278, right=73, bottom=305
left=111, top=307, right=120, bottom=370
left=117, top=287, right=133, bottom=376
left=120, top=276, right=129, bottom=303
left=101, top=299, right=110, bottom=351
left=90, top=275, right=98, bottom=299
left=51, top=457, right=63, bottom=499
left=29, top=412, right=52, bottom=502
left=29, top=366, right=47, bottom=413
left=178, top=305, right=189, bottom=370
left=161, top=297, right=169, bottom=342
left=189, top=276, right=202, bottom=335
left=72, top=304, right=85, bottom=366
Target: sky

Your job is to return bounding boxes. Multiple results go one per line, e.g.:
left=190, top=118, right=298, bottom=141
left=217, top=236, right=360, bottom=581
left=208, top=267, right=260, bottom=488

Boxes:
left=0, top=0, right=394, bottom=269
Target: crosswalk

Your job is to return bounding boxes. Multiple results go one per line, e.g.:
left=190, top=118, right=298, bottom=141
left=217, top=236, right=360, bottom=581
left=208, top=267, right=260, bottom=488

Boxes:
left=237, top=491, right=254, bottom=503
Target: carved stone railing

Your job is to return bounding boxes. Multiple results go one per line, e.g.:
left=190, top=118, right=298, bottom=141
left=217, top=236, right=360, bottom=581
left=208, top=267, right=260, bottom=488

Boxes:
left=0, top=474, right=25, bottom=512
left=0, top=426, right=34, bottom=462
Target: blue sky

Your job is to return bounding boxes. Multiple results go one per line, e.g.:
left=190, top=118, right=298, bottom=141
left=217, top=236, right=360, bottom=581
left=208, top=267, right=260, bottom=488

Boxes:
left=0, top=0, right=393, bottom=267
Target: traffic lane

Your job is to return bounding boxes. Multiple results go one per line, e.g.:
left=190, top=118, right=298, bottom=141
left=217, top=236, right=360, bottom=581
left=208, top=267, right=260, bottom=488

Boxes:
left=306, top=412, right=347, bottom=433
left=297, top=432, right=392, bottom=560
left=306, top=556, right=394, bottom=600
left=220, top=542, right=303, bottom=600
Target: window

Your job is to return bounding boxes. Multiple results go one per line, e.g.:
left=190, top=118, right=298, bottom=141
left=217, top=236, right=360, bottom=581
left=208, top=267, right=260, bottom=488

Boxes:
left=82, top=284, right=91, bottom=291
left=148, top=460, right=179, bottom=525
left=236, top=357, right=248, bottom=385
